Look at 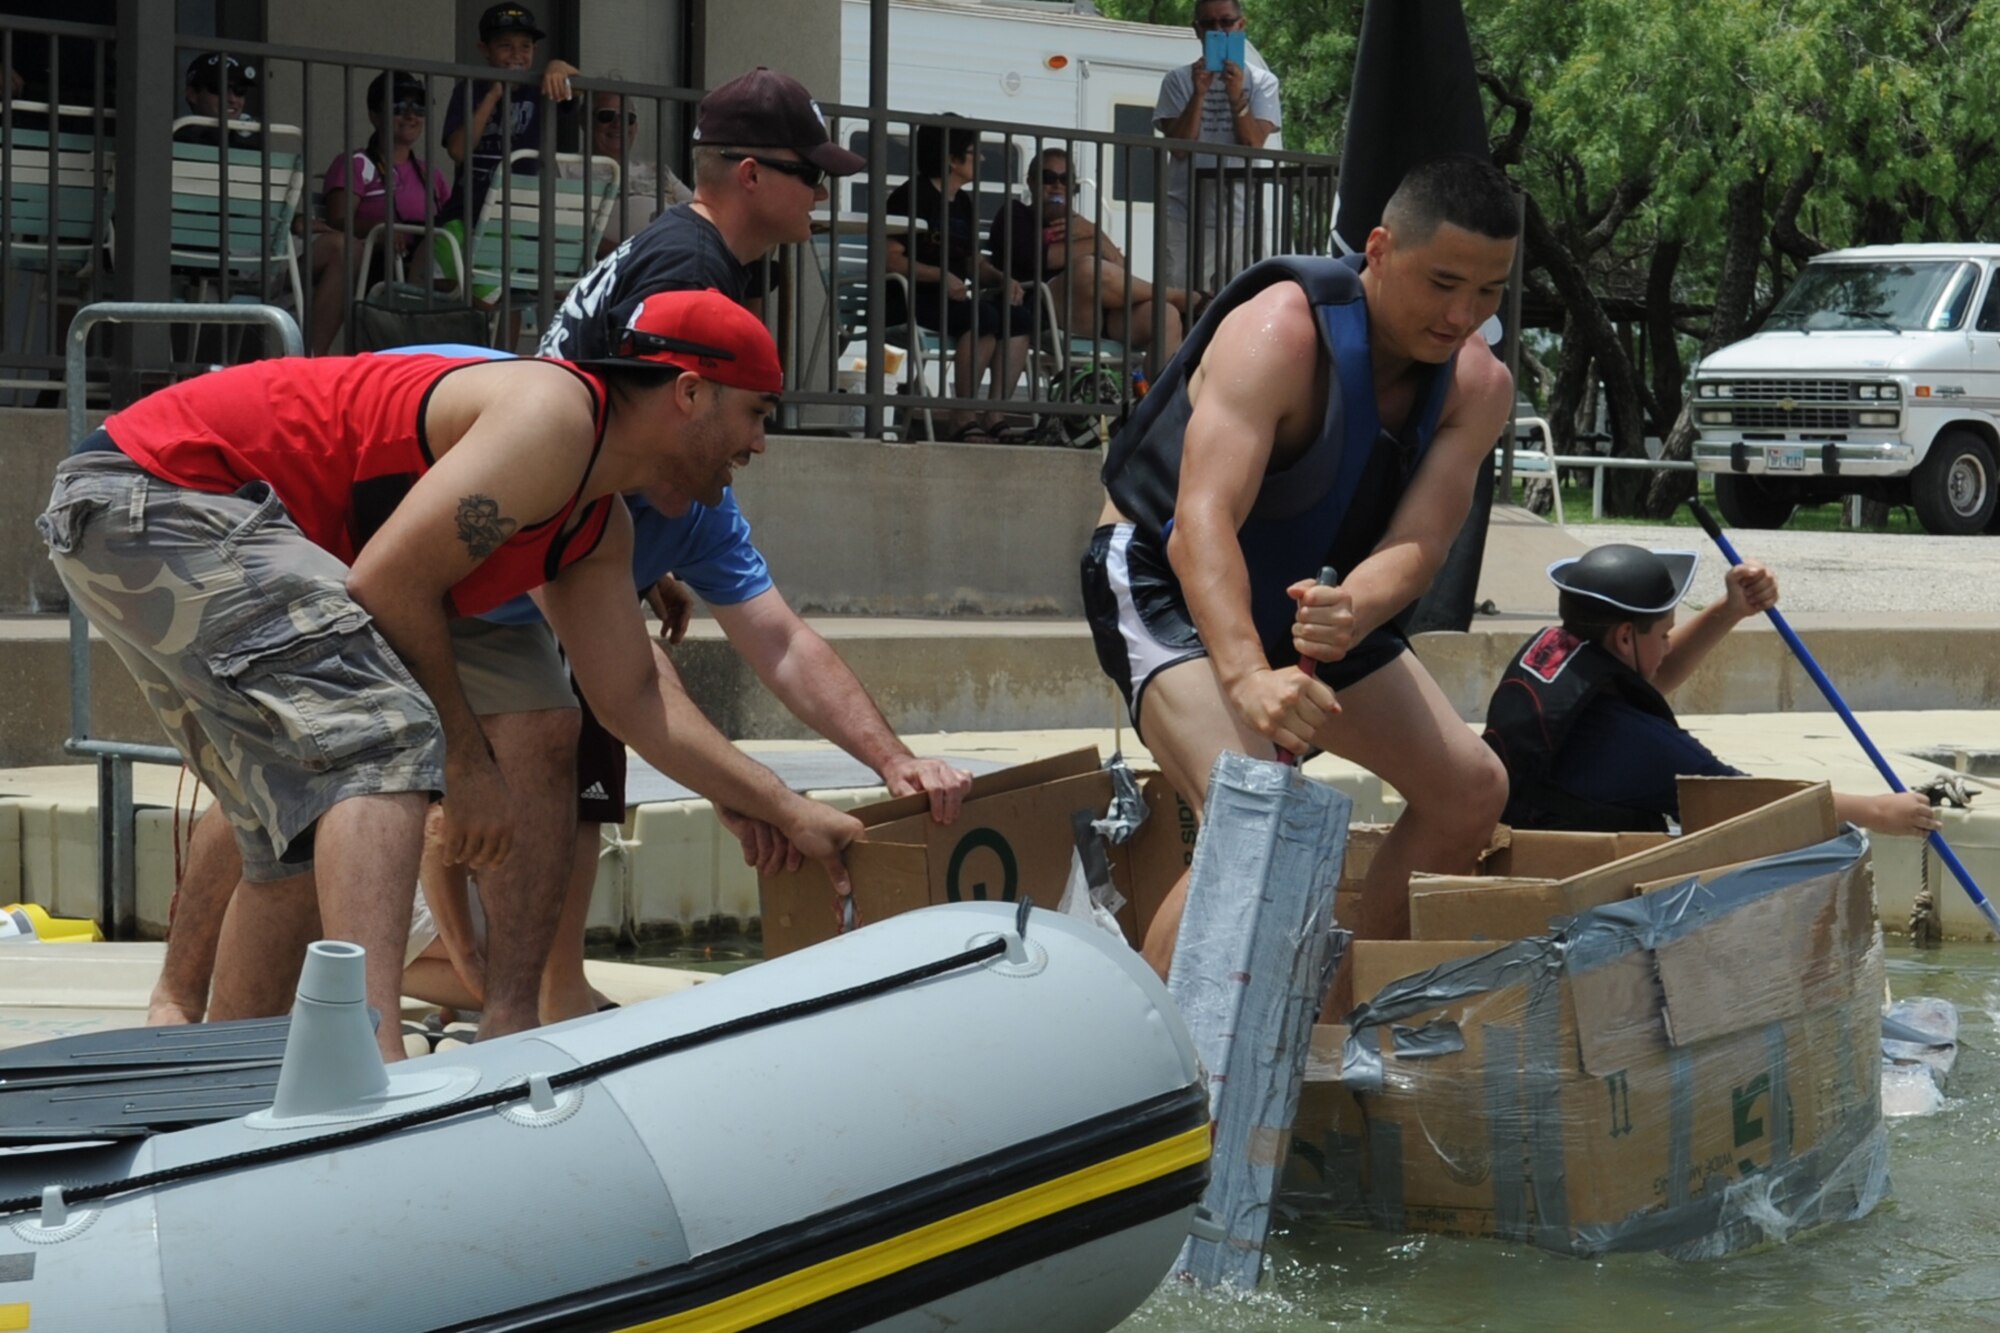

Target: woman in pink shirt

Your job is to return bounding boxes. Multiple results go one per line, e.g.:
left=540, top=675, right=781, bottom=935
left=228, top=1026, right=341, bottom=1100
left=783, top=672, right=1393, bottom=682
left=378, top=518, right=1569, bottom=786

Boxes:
left=307, top=70, right=452, bottom=351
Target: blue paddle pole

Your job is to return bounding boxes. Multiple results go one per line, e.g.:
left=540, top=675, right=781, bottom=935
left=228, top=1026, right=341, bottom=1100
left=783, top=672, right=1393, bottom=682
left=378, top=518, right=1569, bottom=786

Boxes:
left=1688, top=498, right=2000, bottom=937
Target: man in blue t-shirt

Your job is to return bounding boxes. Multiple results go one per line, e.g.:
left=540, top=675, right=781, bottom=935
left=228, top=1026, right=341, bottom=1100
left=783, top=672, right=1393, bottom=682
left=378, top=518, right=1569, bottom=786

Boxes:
left=1483, top=543, right=1939, bottom=838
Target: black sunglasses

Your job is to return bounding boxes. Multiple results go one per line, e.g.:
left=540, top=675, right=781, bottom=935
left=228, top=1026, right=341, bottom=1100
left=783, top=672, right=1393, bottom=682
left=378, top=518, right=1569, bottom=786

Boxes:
left=1040, top=170, right=1071, bottom=187
left=619, top=328, right=739, bottom=363
left=390, top=100, right=426, bottom=116
left=595, top=108, right=639, bottom=126
left=1194, top=15, right=1240, bottom=30
left=720, top=152, right=826, bottom=189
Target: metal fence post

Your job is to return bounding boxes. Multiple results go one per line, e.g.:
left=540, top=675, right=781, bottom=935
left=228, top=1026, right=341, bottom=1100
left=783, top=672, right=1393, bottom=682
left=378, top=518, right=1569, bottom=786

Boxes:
left=62, top=301, right=303, bottom=938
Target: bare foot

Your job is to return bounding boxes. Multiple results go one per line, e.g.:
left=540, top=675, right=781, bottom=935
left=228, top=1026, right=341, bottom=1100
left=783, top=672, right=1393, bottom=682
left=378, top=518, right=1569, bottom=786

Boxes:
left=145, top=996, right=202, bottom=1026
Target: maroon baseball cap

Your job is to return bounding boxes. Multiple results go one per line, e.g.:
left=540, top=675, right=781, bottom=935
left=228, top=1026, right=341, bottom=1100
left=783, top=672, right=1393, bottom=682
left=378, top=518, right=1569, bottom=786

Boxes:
left=586, top=289, right=783, bottom=395
left=693, top=67, right=866, bottom=177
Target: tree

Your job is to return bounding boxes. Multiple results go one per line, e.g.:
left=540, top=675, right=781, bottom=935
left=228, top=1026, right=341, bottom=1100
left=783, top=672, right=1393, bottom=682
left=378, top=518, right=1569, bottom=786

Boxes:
left=1101, top=0, right=2000, bottom=517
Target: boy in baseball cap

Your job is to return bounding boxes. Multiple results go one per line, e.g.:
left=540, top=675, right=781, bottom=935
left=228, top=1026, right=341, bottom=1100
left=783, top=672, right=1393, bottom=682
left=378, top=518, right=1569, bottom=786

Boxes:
left=437, top=3, right=582, bottom=293
left=177, top=51, right=262, bottom=148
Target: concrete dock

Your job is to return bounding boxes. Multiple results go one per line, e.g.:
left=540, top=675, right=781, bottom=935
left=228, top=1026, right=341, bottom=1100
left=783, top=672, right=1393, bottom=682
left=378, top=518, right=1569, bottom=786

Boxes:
left=6, top=394, right=1998, bottom=949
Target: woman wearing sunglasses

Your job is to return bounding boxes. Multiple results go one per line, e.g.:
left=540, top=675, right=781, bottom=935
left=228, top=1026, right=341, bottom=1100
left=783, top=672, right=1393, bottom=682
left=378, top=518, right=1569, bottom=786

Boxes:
left=315, top=70, right=453, bottom=353
left=990, top=146, right=1199, bottom=360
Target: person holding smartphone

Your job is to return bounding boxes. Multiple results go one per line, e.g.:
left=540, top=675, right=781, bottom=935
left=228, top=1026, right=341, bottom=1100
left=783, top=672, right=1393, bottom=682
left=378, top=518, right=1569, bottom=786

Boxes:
left=1152, top=0, right=1282, bottom=295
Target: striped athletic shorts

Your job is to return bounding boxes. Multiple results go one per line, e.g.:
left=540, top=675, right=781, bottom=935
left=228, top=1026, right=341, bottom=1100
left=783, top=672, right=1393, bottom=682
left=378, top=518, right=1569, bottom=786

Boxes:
left=38, top=448, right=444, bottom=881
left=1079, top=522, right=1408, bottom=735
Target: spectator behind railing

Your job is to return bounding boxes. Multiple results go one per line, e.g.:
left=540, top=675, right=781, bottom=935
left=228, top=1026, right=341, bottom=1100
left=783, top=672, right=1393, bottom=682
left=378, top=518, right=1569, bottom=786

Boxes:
left=436, top=2, right=580, bottom=301
left=989, top=145, right=1196, bottom=360
left=563, top=88, right=691, bottom=260
left=884, top=116, right=1032, bottom=443
left=174, top=52, right=262, bottom=150
left=1153, top=0, right=1282, bottom=293
left=318, top=70, right=452, bottom=352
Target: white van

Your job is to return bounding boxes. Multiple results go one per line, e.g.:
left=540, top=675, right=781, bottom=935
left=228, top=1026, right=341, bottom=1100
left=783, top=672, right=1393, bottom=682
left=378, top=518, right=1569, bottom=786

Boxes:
left=1691, top=243, right=2000, bottom=535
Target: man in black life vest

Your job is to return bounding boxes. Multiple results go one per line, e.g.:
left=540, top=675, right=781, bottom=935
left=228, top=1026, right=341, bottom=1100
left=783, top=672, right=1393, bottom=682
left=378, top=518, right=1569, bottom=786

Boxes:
left=1083, top=156, right=1519, bottom=975
left=1483, top=543, right=1939, bottom=838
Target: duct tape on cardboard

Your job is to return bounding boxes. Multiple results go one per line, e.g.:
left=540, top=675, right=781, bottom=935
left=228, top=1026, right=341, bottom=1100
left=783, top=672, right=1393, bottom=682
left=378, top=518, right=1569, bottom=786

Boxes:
left=1332, top=828, right=1885, bottom=1257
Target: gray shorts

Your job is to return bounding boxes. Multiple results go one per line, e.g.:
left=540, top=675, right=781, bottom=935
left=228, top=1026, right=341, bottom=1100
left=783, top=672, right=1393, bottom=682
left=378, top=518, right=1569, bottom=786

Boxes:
left=38, top=452, right=445, bottom=882
left=449, top=616, right=575, bottom=716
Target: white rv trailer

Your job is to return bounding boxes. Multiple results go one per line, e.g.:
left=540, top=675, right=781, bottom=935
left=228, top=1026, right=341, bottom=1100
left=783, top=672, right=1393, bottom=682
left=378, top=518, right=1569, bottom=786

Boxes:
left=834, top=0, right=1281, bottom=281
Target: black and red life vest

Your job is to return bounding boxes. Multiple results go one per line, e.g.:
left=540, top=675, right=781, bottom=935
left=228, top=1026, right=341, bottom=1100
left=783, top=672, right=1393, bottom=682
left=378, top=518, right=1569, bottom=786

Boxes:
left=1482, top=626, right=1682, bottom=833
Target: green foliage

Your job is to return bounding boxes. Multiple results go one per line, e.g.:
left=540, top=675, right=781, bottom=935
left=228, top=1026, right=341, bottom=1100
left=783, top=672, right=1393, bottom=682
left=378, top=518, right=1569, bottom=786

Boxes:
left=1102, top=0, right=2000, bottom=514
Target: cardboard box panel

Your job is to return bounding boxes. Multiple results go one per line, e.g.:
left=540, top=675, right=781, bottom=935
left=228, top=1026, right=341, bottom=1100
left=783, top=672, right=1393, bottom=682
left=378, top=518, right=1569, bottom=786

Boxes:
left=758, top=748, right=1111, bottom=957
left=1483, top=830, right=1669, bottom=882
left=1678, top=776, right=1815, bottom=834
left=760, top=841, right=932, bottom=959
left=1327, top=822, right=1885, bottom=1255
left=1409, top=784, right=1838, bottom=943
left=1561, top=784, right=1836, bottom=908
left=1407, top=876, right=1569, bottom=943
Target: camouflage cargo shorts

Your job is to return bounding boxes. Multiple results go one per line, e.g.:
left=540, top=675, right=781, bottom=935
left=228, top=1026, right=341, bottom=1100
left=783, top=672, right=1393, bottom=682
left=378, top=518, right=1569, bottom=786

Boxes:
left=37, top=450, right=444, bottom=881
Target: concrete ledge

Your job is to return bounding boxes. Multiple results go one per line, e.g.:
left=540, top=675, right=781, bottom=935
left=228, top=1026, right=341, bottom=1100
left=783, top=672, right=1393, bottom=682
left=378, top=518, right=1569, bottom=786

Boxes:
left=0, top=412, right=1107, bottom=619
left=724, top=434, right=1106, bottom=617
left=1412, top=615, right=2000, bottom=721
left=7, top=716, right=1999, bottom=944
left=12, top=609, right=2000, bottom=768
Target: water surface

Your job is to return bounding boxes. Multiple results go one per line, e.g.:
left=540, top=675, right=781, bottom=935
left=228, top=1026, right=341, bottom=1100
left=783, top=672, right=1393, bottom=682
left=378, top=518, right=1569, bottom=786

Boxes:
left=601, top=938, right=2000, bottom=1331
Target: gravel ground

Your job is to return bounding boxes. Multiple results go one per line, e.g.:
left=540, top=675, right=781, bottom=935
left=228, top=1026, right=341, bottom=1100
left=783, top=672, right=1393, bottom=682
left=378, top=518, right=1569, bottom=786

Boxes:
left=1561, top=522, right=1995, bottom=615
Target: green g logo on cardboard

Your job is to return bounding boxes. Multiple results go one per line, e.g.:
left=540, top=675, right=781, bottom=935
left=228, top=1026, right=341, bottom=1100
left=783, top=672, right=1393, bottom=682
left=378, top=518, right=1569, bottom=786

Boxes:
left=944, top=827, right=1019, bottom=903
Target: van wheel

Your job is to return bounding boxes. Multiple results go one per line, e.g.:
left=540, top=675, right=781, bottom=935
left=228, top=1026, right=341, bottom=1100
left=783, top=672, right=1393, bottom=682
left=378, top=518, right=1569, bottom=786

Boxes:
left=1713, top=473, right=1795, bottom=529
left=1912, top=429, right=1998, bottom=535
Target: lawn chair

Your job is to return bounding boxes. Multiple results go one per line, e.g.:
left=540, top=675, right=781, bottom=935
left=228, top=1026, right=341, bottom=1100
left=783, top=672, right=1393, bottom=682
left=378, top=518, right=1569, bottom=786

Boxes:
left=167, top=119, right=307, bottom=360
left=0, top=102, right=114, bottom=394
left=461, top=149, right=619, bottom=341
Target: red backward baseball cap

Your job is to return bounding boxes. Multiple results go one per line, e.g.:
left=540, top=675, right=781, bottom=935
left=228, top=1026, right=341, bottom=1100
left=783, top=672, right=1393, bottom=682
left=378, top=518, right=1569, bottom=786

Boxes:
left=595, top=288, right=783, bottom=395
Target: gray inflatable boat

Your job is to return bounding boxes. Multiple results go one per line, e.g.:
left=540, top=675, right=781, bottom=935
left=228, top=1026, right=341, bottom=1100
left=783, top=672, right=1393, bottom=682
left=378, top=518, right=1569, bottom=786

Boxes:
left=0, top=901, right=1208, bottom=1331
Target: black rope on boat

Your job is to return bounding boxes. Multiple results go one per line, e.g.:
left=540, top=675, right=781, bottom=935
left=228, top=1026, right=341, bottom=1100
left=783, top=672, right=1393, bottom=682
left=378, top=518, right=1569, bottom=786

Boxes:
left=0, top=935, right=1009, bottom=1219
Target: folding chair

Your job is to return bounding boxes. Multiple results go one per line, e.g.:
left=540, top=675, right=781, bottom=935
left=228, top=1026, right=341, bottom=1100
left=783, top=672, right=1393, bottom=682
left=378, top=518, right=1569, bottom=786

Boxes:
left=0, top=102, right=114, bottom=394
left=463, top=149, right=619, bottom=342
left=167, top=119, right=307, bottom=359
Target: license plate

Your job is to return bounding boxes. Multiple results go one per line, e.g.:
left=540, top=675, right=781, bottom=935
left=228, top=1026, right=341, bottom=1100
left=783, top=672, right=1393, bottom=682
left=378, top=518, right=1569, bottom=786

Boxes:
left=1766, top=446, right=1805, bottom=472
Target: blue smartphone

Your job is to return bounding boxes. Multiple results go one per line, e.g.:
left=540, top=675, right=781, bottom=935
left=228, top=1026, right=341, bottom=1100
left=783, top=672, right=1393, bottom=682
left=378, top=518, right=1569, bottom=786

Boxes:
left=1204, top=30, right=1245, bottom=73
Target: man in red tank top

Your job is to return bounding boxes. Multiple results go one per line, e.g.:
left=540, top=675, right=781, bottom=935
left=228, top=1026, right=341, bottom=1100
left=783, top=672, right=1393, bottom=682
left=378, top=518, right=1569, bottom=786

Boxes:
left=39, top=289, right=861, bottom=1058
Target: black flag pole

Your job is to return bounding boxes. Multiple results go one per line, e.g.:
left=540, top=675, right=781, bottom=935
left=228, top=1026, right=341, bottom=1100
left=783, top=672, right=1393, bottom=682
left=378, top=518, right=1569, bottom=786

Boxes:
left=1332, top=0, right=1501, bottom=634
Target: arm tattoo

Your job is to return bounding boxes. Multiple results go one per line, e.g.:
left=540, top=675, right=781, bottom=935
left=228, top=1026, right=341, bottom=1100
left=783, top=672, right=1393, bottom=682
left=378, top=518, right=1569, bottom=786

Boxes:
left=454, top=494, right=519, bottom=560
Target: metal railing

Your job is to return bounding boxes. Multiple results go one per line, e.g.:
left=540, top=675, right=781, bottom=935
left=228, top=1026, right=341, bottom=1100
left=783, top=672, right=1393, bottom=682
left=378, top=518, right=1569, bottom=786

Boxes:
left=789, top=102, right=1337, bottom=442
left=1503, top=420, right=1699, bottom=521
left=62, top=301, right=302, bottom=939
left=0, top=16, right=1335, bottom=443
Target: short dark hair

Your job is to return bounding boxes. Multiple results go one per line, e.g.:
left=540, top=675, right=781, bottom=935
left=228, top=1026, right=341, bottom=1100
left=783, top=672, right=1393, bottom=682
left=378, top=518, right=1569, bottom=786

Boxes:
left=1558, top=591, right=1668, bottom=647
left=1381, top=155, right=1519, bottom=245
left=914, top=116, right=978, bottom=179
left=587, top=363, right=689, bottom=413
left=1030, top=145, right=1068, bottom=187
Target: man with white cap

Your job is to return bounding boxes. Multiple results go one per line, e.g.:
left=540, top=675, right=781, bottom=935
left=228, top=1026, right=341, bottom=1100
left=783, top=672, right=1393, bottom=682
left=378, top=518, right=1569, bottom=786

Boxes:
left=1483, top=544, right=1939, bottom=837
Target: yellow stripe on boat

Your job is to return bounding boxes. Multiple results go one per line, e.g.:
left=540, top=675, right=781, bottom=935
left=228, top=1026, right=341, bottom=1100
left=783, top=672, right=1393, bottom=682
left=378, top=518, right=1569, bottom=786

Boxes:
left=626, top=1123, right=1213, bottom=1333
left=0, top=1302, right=28, bottom=1331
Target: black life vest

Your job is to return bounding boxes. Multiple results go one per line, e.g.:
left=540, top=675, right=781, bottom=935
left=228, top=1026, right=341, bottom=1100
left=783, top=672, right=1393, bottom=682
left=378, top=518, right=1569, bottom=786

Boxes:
left=1482, top=626, right=1682, bottom=833
left=1099, top=255, right=1455, bottom=661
